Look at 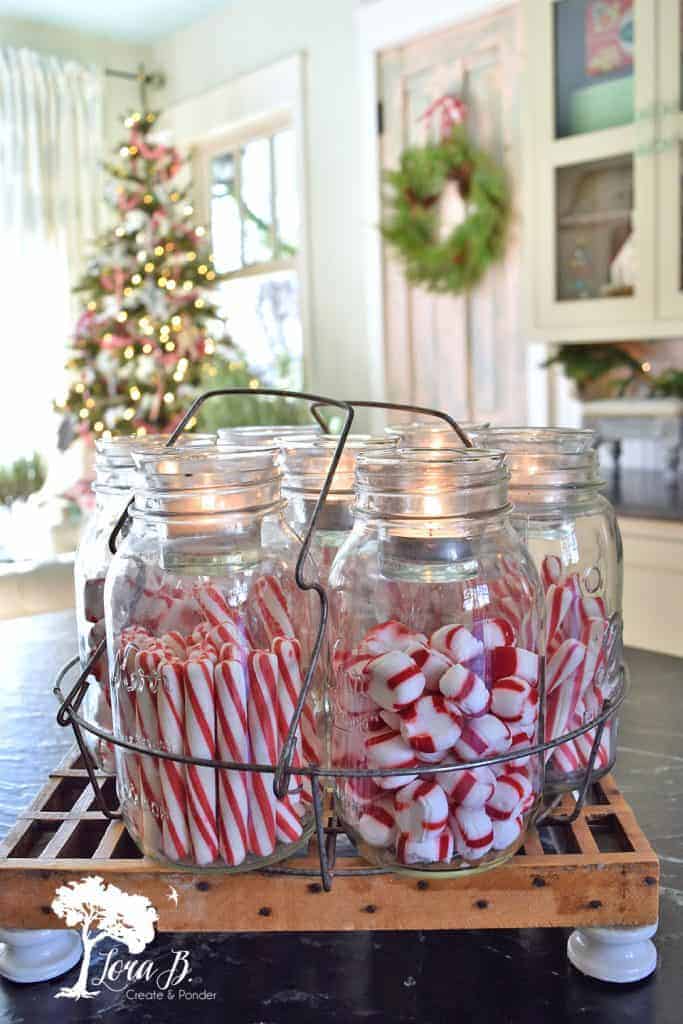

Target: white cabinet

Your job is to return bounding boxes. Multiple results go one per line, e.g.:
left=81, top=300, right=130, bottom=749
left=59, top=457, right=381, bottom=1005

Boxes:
left=524, top=0, right=683, bottom=341
left=620, top=516, right=683, bottom=657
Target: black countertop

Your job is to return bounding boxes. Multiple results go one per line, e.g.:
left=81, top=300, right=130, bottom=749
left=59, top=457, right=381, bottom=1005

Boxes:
left=603, top=469, right=683, bottom=522
left=0, top=612, right=681, bottom=1024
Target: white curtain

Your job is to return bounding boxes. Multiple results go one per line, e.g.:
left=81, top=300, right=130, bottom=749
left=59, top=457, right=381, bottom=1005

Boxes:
left=0, top=47, right=103, bottom=465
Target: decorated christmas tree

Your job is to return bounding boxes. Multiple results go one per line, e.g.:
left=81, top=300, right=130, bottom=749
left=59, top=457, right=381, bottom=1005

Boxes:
left=57, top=109, right=304, bottom=446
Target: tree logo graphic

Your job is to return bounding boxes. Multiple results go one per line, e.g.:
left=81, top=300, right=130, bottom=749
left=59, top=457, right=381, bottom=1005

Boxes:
left=51, top=875, right=158, bottom=1000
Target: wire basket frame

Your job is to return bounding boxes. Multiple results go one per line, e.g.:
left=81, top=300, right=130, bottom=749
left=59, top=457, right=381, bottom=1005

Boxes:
left=55, top=391, right=626, bottom=890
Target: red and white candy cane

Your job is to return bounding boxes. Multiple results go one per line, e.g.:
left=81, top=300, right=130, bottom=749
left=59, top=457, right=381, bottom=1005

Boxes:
left=193, top=583, right=237, bottom=628
left=214, top=659, right=250, bottom=867
left=251, top=575, right=295, bottom=644
left=272, top=636, right=306, bottom=794
left=134, top=650, right=164, bottom=853
left=161, top=631, right=188, bottom=660
left=394, top=779, right=448, bottom=841
left=207, top=617, right=250, bottom=653
left=157, top=659, right=191, bottom=862
left=275, top=796, right=303, bottom=843
left=577, top=617, right=608, bottom=694
left=544, top=584, right=573, bottom=645
left=430, top=624, right=483, bottom=664
left=551, top=740, right=581, bottom=775
left=546, top=672, right=583, bottom=755
left=541, top=554, right=564, bottom=589
left=184, top=657, right=219, bottom=865
left=546, top=638, right=586, bottom=694
left=246, top=651, right=279, bottom=856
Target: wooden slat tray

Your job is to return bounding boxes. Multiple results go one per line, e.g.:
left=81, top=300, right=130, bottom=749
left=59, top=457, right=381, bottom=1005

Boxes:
left=0, top=749, right=659, bottom=933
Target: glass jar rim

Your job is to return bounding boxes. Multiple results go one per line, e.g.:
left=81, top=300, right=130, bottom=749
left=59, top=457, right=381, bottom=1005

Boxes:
left=281, top=433, right=398, bottom=497
left=354, top=446, right=510, bottom=519
left=466, top=427, right=603, bottom=493
left=467, top=426, right=595, bottom=453
left=217, top=423, right=321, bottom=445
left=384, top=419, right=490, bottom=443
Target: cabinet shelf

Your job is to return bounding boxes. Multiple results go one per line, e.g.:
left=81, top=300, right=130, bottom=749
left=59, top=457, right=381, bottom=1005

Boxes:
left=558, top=209, right=632, bottom=229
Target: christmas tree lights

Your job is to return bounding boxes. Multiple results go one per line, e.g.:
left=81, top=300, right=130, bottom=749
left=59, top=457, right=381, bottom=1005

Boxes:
left=57, top=109, right=305, bottom=446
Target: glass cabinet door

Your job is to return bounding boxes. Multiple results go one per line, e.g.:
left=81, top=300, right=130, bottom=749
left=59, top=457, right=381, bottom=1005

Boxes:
left=656, top=0, right=683, bottom=319
left=531, top=0, right=656, bottom=334
left=554, top=0, right=635, bottom=139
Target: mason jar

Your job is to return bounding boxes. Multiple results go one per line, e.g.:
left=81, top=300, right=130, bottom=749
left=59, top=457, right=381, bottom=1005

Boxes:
left=74, top=434, right=214, bottom=770
left=217, top=423, right=321, bottom=446
left=327, top=448, right=544, bottom=874
left=104, top=445, right=317, bottom=869
left=385, top=420, right=490, bottom=448
left=469, top=428, right=623, bottom=792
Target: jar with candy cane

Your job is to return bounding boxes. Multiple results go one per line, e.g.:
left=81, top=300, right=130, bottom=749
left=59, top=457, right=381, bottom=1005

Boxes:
left=74, top=434, right=213, bottom=771
left=104, top=445, right=318, bottom=869
left=327, top=447, right=545, bottom=873
left=468, top=428, right=623, bottom=792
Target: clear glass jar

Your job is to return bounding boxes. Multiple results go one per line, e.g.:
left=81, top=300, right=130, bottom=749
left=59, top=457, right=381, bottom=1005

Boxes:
left=385, top=420, right=490, bottom=448
left=104, top=446, right=317, bottom=869
left=328, top=448, right=544, bottom=874
left=74, top=434, right=215, bottom=771
left=217, top=423, right=321, bottom=446
left=469, top=428, right=623, bottom=792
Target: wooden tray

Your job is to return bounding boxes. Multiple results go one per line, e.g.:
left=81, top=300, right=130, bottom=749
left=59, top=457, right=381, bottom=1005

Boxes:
left=0, top=749, right=659, bottom=933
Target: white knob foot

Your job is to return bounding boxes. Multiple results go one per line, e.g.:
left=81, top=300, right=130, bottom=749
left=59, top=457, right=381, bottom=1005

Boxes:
left=567, top=923, right=658, bottom=983
left=0, top=928, right=82, bottom=984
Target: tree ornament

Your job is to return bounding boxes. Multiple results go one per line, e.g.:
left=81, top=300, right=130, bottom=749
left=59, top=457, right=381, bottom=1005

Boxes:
left=381, top=96, right=510, bottom=295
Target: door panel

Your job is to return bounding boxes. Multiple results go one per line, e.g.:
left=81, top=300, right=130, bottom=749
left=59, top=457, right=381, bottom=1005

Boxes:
left=378, top=4, right=523, bottom=423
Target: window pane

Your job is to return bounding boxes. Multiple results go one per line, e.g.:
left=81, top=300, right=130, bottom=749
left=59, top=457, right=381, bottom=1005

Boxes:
left=556, top=153, right=634, bottom=300
left=217, top=270, right=302, bottom=387
left=241, top=137, right=273, bottom=265
left=554, top=0, right=635, bottom=139
left=273, top=129, right=299, bottom=253
left=210, top=152, right=241, bottom=273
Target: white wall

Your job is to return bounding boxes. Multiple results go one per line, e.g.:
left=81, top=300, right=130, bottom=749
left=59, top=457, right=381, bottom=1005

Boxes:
left=0, top=17, right=152, bottom=146
left=153, top=0, right=369, bottom=403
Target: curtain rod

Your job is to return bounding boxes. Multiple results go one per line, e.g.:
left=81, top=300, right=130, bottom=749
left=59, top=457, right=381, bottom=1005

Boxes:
left=104, top=63, right=165, bottom=106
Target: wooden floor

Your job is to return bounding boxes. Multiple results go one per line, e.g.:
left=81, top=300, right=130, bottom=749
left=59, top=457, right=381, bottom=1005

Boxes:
left=0, top=749, right=659, bottom=933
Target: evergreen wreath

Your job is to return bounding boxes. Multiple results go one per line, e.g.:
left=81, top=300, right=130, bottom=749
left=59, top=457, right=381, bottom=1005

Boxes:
left=382, top=117, right=510, bottom=295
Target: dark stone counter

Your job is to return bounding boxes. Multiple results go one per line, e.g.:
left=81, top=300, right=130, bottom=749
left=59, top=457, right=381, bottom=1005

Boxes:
left=603, top=469, right=683, bottom=522
left=0, top=613, right=681, bottom=1023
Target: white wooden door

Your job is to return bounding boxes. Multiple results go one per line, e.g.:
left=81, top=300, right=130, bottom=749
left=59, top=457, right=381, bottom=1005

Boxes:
left=378, top=4, right=524, bottom=423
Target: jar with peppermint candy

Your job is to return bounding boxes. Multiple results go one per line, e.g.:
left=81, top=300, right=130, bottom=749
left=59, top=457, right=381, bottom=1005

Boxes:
left=104, top=444, right=318, bottom=869
left=327, top=447, right=544, bottom=873
left=74, top=433, right=213, bottom=771
left=468, top=428, right=623, bottom=792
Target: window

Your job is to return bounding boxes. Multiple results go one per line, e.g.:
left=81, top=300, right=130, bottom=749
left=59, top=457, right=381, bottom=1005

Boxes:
left=205, top=120, right=303, bottom=388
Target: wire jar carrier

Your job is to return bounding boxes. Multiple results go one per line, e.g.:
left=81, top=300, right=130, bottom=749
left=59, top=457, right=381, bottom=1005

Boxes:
left=55, top=390, right=627, bottom=890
